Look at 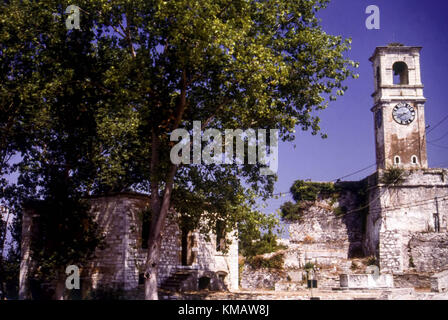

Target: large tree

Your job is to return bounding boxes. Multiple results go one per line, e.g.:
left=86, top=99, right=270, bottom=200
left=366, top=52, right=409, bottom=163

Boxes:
left=0, top=0, right=357, bottom=299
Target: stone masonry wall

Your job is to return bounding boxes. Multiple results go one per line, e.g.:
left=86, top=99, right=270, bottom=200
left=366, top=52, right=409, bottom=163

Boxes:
left=90, top=193, right=239, bottom=291
left=409, top=233, right=448, bottom=273
left=240, top=265, right=286, bottom=290
left=19, top=193, right=239, bottom=297
left=378, top=230, right=402, bottom=274
left=288, top=187, right=364, bottom=264
left=87, top=194, right=145, bottom=290
left=369, top=169, right=448, bottom=273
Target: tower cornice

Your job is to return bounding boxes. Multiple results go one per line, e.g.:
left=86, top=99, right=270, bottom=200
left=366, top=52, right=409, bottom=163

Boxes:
left=369, top=46, right=423, bottom=62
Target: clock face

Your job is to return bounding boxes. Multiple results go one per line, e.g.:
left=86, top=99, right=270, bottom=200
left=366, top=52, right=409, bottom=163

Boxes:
left=392, top=103, right=415, bottom=125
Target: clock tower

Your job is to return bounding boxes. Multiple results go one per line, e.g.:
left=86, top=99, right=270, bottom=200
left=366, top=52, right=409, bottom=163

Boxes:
left=370, top=45, right=428, bottom=170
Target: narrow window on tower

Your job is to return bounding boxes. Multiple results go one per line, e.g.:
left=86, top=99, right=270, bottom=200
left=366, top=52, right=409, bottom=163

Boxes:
left=411, top=155, right=418, bottom=165
left=376, top=66, right=381, bottom=89
left=393, top=62, right=409, bottom=85
left=394, top=156, right=401, bottom=165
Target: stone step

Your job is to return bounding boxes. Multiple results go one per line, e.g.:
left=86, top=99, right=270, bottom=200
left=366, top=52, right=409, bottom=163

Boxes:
left=159, top=269, right=196, bottom=292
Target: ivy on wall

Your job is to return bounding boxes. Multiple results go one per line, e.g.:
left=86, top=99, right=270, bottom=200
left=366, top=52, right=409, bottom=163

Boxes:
left=280, top=179, right=370, bottom=222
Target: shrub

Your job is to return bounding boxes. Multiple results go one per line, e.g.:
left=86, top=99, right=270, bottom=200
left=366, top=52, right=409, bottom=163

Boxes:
left=334, top=206, right=347, bottom=216
left=247, top=252, right=284, bottom=270
left=304, top=262, right=315, bottom=270
left=240, top=230, right=286, bottom=258
left=365, top=256, right=378, bottom=266
left=290, top=180, right=337, bottom=202
left=409, top=256, right=415, bottom=268
left=381, top=167, right=407, bottom=185
left=279, top=201, right=305, bottom=221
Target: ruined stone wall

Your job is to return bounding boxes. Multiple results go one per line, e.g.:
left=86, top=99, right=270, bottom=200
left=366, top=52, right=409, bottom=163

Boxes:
left=288, top=187, right=364, bottom=263
left=430, top=270, right=448, bottom=293
left=271, top=188, right=366, bottom=290
left=288, top=203, right=353, bottom=244
left=363, top=185, right=382, bottom=258
left=409, top=233, right=448, bottom=273
left=19, top=193, right=239, bottom=297
left=240, top=265, right=286, bottom=290
left=285, top=169, right=448, bottom=276
left=366, top=169, right=448, bottom=273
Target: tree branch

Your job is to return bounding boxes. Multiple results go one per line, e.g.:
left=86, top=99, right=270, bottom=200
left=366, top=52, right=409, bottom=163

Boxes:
left=120, top=17, right=136, bottom=58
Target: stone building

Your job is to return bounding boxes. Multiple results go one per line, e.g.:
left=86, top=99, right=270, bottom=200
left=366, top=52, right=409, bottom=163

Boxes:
left=281, top=45, right=448, bottom=284
left=19, top=193, right=239, bottom=299
left=365, top=45, right=447, bottom=274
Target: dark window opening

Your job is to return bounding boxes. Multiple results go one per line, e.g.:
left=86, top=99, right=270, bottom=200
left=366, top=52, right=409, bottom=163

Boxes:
left=394, top=156, right=400, bottom=165
left=393, top=62, right=409, bottom=85
left=198, top=277, right=211, bottom=290
left=30, top=215, right=41, bottom=244
left=181, top=227, right=195, bottom=266
left=376, top=66, right=381, bottom=88
left=138, top=273, right=145, bottom=285
left=218, top=272, right=226, bottom=283
left=141, top=208, right=152, bottom=249
left=412, top=156, right=418, bottom=164
left=216, top=220, right=227, bottom=252
left=434, top=213, right=440, bottom=233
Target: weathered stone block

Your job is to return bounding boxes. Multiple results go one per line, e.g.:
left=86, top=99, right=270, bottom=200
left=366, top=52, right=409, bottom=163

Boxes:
left=340, top=273, right=394, bottom=289
left=430, top=270, right=448, bottom=293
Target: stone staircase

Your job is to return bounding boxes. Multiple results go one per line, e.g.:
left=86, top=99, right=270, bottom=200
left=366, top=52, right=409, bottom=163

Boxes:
left=159, top=269, right=196, bottom=292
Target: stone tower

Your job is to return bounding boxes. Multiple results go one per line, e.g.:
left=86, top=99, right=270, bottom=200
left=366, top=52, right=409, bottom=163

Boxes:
left=370, top=45, right=428, bottom=170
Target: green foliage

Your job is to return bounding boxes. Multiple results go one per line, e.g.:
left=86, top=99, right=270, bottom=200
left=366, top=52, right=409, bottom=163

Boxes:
left=388, top=42, right=405, bottom=47
left=281, top=179, right=370, bottom=221
left=304, top=262, right=315, bottom=270
left=366, top=256, right=378, bottom=267
left=1, top=0, right=357, bottom=201
left=242, top=230, right=286, bottom=258
left=409, top=255, right=415, bottom=268
left=238, top=211, right=284, bottom=258
left=279, top=201, right=303, bottom=221
left=381, top=168, right=407, bottom=186
left=28, top=197, right=103, bottom=283
left=0, top=248, right=20, bottom=299
left=290, top=180, right=337, bottom=202
left=247, top=252, right=284, bottom=270
left=282, top=180, right=338, bottom=221
left=279, top=200, right=316, bottom=221
left=0, top=0, right=358, bottom=295
left=333, top=205, right=347, bottom=216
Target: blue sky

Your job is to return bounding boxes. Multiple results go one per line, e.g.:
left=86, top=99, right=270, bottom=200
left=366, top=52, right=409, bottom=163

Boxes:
left=262, top=0, right=448, bottom=217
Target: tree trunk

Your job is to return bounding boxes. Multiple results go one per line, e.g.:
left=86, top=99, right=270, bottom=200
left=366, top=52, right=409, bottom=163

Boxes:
left=54, top=277, right=65, bottom=300
left=144, top=165, right=177, bottom=300
left=144, top=79, right=186, bottom=299
left=144, top=233, right=163, bottom=300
